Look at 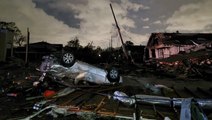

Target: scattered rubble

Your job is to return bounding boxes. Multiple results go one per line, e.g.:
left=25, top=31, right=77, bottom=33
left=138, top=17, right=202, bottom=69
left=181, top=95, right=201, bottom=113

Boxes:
left=151, top=50, right=212, bottom=80
left=0, top=54, right=212, bottom=120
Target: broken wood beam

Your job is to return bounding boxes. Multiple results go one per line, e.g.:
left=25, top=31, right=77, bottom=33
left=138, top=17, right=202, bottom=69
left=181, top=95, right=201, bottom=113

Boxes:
left=95, top=96, right=107, bottom=112
left=184, top=87, right=200, bottom=98
left=197, top=87, right=212, bottom=98
left=171, top=87, right=182, bottom=98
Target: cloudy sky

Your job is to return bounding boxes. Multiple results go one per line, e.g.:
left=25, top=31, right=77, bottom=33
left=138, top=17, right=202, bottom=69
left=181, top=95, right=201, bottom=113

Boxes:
left=1, top=0, right=212, bottom=48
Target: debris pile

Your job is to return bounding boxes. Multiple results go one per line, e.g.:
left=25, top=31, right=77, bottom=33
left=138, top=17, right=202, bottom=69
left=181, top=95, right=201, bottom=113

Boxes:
left=159, top=58, right=211, bottom=79
left=154, top=50, right=212, bottom=80
left=0, top=54, right=212, bottom=120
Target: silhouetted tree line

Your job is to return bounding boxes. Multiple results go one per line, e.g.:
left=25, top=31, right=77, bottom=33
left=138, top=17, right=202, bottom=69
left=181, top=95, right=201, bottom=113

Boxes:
left=64, top=37, right=103, bottom=64
left=1, top=21, right=139, bottom=64
left=64, top=37, right=134, bottom=64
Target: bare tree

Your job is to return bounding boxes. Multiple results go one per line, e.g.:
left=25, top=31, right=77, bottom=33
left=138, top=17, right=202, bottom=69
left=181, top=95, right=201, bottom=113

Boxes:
left=15, top=35, right=26, bottom=47
left=66, top=37, right=82, bottom=48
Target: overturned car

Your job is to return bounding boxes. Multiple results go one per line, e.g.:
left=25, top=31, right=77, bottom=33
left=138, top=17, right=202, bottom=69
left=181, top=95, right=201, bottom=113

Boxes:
left=39, top=52, right=123, bottom=86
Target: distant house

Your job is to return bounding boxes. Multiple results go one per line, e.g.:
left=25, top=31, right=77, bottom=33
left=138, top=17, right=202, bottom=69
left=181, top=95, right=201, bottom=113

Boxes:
left=146, top=33, right=212, bottom=59
left=28, top=41, right=63, bottom=52
left=14, top=41, right=63, bottom=61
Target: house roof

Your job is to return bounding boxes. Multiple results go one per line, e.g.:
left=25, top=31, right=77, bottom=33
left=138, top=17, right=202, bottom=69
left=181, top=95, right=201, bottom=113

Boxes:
left=28, top=41, right=63, bottom=52
left=147, top=33, right=212, bottom=47
left=29, top=41, right=62, bottom=47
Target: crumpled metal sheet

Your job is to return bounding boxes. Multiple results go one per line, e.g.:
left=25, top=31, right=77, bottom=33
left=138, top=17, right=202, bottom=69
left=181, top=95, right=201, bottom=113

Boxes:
left=135, top=95, right=171, bottom=106
left=135, top=95, right=212, bottom=109
left=40, top=55, right=56, bottom=72
left=180, top=98, right=192, bottom=120
left=180, top=98, right=208, bottom=120
left=49, top=64, right=78, bottom=79
left=174, top=98, right=212, bottom=109
left=144, top=83, right=173, bottom=94
left=48, top=62, right=119, bottom=84
left=113, top=91, right=135, bottom=105
left=48, top=64, right=102, bottom=84
left=47, top=106, right=72, bottom=118
left=113, top=91, right=212, bottom=109
left=39, top=55, right=123, bottom=85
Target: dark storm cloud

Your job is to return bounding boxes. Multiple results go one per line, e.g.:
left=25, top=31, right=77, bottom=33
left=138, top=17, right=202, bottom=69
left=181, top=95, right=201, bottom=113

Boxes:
left=130, top=0, right=200, bottom=34
left=24, top=0, right=149, bottom=46
left=0, top=0, right=78, bottom=45
left=32, top=0, right=81, bottom=28
left=1, top=0, right=211, bottom=47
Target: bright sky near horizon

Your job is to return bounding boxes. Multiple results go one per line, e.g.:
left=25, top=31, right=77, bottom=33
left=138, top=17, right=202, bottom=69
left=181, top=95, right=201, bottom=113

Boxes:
left=1, top=0, right=212, bottom=48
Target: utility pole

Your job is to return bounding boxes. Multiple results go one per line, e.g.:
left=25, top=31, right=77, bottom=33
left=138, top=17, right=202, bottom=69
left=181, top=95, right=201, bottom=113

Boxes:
left=111, top=36, right=113, bottom=50
left=25, top=28, right=30, bottom=67
left=110, top=3, right=129, bottom=60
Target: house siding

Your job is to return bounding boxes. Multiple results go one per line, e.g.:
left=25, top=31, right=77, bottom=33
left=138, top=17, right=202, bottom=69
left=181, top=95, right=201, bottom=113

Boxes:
left=146, top=33, right=212, bottom=60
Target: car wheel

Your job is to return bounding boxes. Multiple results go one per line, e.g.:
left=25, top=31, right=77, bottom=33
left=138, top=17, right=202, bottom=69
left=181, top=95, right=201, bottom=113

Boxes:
left=61, top=52, right=75, bottom=67
left=107, top=68, right=120, bottom=83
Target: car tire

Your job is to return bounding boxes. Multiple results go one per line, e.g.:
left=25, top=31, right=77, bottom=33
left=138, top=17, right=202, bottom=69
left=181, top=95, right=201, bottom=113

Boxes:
left=107, top=68, right=120, bottom=83
left=61, top=52, right=75, bottom=67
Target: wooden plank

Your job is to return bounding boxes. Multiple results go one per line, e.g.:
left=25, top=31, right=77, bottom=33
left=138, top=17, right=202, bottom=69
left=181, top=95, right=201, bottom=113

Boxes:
left=172, top=87, right=182, bottom=98
left=95, top=96, right=107, bottom=112
left=184, top=87, right=200, bottom=98
left=197, top=87, right=212, bottom=98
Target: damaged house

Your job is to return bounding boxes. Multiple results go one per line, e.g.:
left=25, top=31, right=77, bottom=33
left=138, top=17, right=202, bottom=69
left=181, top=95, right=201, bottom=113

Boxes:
left=146, top=32, right=212, bottom=59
